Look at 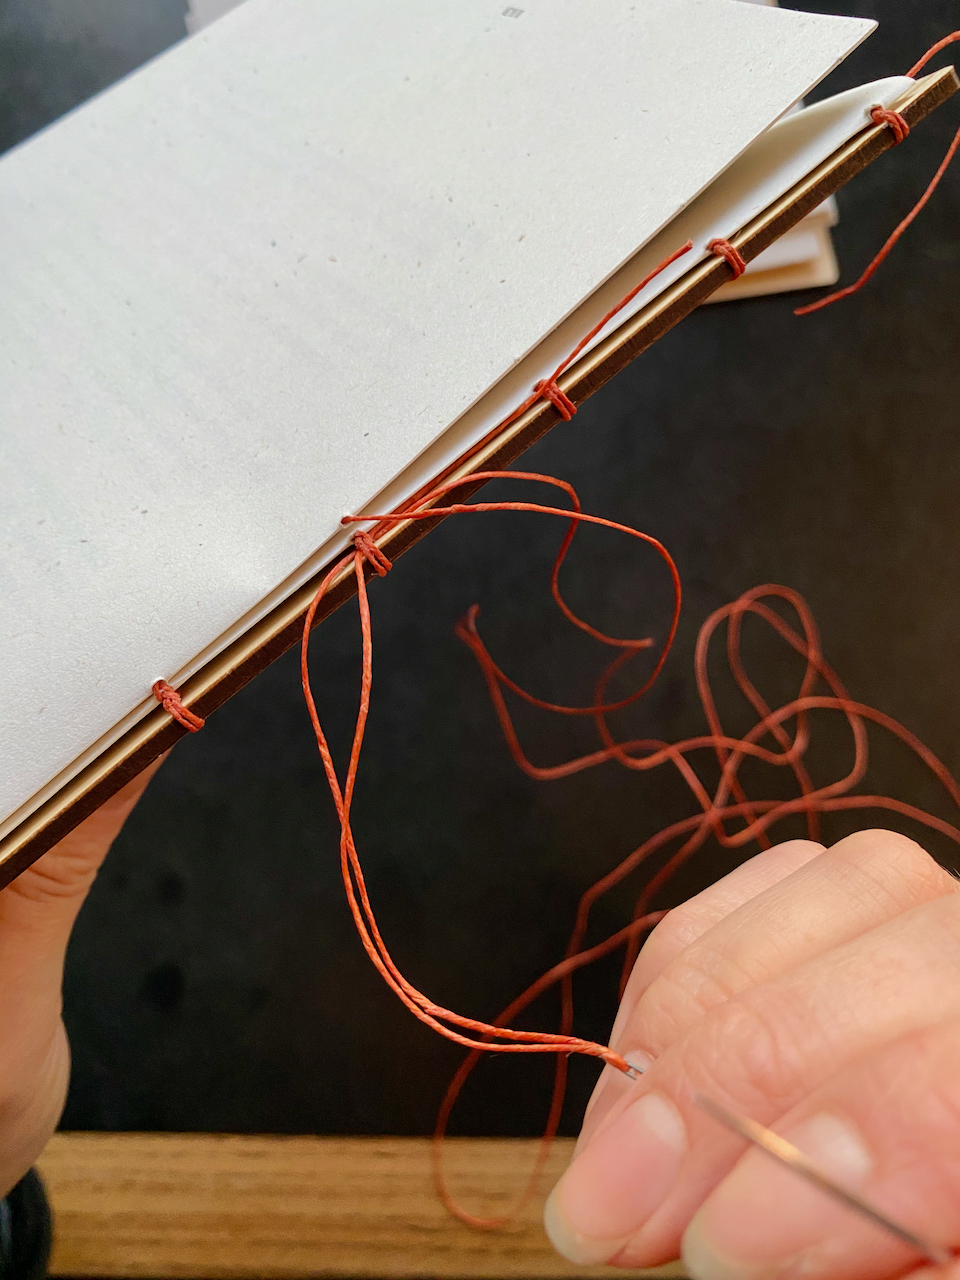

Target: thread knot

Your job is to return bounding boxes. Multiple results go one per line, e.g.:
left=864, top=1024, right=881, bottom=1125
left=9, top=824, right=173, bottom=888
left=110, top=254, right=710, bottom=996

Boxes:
left=353, top=530, right=393, bottom=576
left=707, top=238, right=747, bottom=278
left=152, top=679, right=205, bottom=732
left=533, top=378, right=576, bottom=421
left=870, top=104, right=909, bottom=143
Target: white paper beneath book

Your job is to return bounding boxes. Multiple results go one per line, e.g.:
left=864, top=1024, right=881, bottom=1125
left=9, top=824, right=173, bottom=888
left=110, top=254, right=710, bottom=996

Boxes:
left=2, top=0, right=897, bottom=835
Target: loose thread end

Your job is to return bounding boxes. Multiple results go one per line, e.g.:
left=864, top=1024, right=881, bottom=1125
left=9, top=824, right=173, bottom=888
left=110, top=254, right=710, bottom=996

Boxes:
left=793, top=99, right=955, bottom=318
left=604, top=1049, right=647, bottom=1080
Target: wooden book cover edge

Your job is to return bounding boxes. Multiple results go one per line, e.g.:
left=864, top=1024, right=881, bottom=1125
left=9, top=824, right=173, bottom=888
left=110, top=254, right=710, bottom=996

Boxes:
left=2, top=66, right=956, bottom=886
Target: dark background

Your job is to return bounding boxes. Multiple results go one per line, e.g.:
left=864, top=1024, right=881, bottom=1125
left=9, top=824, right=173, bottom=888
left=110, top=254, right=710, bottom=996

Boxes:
left=3, top=0, right=959, bottom=1138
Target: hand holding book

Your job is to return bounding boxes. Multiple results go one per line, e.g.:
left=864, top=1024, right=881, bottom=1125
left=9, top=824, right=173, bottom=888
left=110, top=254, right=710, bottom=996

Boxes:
left=0, top=760, right=163, bottom=1199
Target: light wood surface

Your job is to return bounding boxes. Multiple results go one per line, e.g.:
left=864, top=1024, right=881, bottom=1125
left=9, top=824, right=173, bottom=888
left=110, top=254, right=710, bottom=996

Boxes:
left=39, top=1133, right=684, bottom=1279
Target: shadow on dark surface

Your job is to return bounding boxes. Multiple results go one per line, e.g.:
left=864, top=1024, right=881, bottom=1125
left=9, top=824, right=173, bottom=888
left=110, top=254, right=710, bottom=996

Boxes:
left=0, top=0, right=187, bottom=153
left=3, top=0, right=959, bottom=1136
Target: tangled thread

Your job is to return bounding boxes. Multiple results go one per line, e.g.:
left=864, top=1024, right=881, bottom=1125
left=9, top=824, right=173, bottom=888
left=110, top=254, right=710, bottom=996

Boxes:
left=306, top=477, right=960, bottom=1227
left=295, top=34, right=960, bottom=1227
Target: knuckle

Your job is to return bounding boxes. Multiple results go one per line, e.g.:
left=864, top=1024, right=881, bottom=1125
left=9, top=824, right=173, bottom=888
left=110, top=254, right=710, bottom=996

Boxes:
left=642, top=903, right=710, bottom=960
left=832, top=829, right=956, bottom=905
left=683, top=990, right=821, bottom=1117
left=639, top=944, right=755, bottom=1052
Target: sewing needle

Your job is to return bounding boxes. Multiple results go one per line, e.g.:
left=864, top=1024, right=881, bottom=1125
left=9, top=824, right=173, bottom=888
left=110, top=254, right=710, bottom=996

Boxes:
left=694, top=1094, right=953, bottom=1269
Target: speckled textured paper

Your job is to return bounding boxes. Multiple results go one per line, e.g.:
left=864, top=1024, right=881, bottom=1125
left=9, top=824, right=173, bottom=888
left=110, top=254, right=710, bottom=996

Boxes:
left=0, top=0, right=874, bottom=829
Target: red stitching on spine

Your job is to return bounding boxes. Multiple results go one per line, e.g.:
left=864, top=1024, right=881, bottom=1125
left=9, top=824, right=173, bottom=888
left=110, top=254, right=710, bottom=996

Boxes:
left=152, top=680, right=205, bottom=732
left=352, top=530, right=393, bottom=576
left=532, top=378, right=576, bottom=421
left=870, top=104, right=909, bottom=143
left=707, top=238, right=747, bottom=277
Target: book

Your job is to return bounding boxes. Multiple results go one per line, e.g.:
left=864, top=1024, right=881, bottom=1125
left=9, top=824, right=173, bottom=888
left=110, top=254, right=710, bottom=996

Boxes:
left=1, top=0, right=956, bottom=881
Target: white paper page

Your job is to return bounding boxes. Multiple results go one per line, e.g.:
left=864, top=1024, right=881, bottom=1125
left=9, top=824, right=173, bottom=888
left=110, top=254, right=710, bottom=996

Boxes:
left=748, top=226, right=827, bottom=271
left=244, top=75, right=909, bottom=647
left=736, top=195, right=839, bottom=273
left=0, top=0, right=873, bottom=830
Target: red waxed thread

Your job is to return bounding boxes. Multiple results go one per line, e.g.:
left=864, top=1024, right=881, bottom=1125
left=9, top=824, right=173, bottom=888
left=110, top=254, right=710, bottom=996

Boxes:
left=301, top=500, right=646, bottom=1078
left=707, top=237, right=747, bottom=277
left=531, top=378, right=576, bottom=420
left=907, top=29, right=960, bottom=78
left=321, top=481, right=960, bottom=1226
left=296, top=247, right=695, bottom=1097
left=300, top=229, right=960, bottom=1227
left=796, top=32, right=960, bottom=316
left=316, top=489, right=960, bottom=1225
left=439, top=580, right=960, bottom=1225
left=870, top=104, right=910, bottom=144
left=352, top=529, right=392, bottom=576
left=152, top=679, right=205, bottom=732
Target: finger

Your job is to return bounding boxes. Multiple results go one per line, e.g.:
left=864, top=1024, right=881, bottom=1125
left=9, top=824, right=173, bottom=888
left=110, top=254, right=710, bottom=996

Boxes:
left=618, top=840, right=826, bottom=1023
left=3, top=754, right=167, bottom=912
left=0, top=754, right=168, bottom=981
left=582, top=840, right=824, bottom=1140
left=547, top=882, right=960, bottom=1268
left=631, top=831, right=955, bottom=1057
left=683, top=1017, right=960, bottom=1280
left=582, top=832, right=954, bottom=1150
left=904, top=1262, right=960, bottom=1280
left=0, top=755, right=168, bottom=1197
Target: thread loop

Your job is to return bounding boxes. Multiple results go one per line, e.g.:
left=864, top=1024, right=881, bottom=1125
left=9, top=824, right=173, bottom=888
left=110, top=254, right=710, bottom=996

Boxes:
left=707, top=237, right=747, bottom=277
left=353, top=530, right=393, bottom=576
left=152, top=679, right=205, bottom=732
left=870, top=103, right=909, bottom=143
left=532, top=378, right=577, bottom=421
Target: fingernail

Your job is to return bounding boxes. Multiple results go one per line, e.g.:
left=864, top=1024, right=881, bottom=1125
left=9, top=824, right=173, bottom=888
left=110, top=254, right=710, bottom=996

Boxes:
left=578, top=1050, right=655, bottom=1151
left=682, top=1113, right=873, bottom=1280
left=545, top=1092, right=687, bottom=1265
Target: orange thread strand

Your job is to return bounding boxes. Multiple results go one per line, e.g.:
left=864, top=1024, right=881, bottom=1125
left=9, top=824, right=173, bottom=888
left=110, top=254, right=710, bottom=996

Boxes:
left=296, top=200, right=960, bottom=1223
left=907, top=29, right=960, bottom=79
left=152, top=679, right=205, bottom=732
left=308, top=489, right=960, bottom=1225
left=795, top=33, right=960, bottom=316
left=296, top=244, right=699, bottom=1114
left=303, top=481, right=683, bottom=1074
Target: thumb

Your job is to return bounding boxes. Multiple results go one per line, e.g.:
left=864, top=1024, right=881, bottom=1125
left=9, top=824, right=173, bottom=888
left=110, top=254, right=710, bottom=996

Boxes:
left=0, top=755, right=167, bottom=992
left=0, top=755, right=166, bottom=1194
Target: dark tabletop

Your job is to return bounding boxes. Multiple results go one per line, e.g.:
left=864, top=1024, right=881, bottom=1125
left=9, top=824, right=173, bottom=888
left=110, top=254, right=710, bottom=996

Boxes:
left=3, top=0, right=959, bottom=1138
